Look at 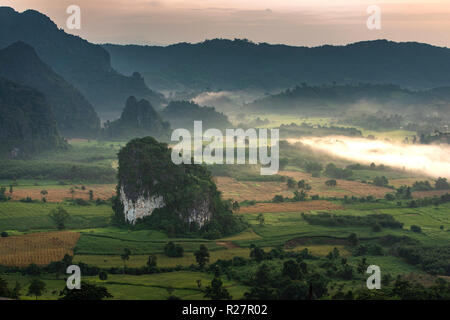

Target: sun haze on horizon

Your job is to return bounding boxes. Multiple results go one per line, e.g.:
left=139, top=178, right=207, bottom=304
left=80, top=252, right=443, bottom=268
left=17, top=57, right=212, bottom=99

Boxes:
left=2, top=0, right=450, bottom=47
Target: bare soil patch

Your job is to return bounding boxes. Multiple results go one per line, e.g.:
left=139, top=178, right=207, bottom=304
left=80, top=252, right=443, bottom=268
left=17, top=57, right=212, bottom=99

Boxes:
left=216, top=241, right=239, bottom=249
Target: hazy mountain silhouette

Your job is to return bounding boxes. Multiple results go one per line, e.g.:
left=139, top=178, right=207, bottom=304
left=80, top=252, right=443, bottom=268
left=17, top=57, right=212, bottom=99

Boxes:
left=0, top=41, right=100, bottom=137
left=246, top=83, right=450, bottom=121
left=0, top=78, right=66, bottom=158
left=162, top=100, right=232, bottom=130
left=104, top=38, right=450, bottom=92
left=0, top=7, right=165, bottom=116
left=102, top=96, right=171, bottom=141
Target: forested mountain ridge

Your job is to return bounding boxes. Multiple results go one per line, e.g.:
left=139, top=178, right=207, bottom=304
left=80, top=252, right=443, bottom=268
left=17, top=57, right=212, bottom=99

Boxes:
left=0, top=41, right=100, bottom=137
left=0, top=7, right=165, bottom=115
left=103, top=38, right=450, bottom=92
left=245, top=83, right=450, bottom=117
left=0, top=78, right=66, bottom=158
left=161, top=100, right=232, bottom=130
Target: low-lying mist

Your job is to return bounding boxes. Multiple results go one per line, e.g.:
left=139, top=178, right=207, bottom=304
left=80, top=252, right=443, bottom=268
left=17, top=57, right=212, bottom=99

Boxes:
left=287, top=136, right=450, bottom=179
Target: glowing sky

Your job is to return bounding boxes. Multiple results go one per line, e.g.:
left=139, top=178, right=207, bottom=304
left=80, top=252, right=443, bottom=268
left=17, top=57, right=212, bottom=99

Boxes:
left=3, top=0, right=450, bottom=46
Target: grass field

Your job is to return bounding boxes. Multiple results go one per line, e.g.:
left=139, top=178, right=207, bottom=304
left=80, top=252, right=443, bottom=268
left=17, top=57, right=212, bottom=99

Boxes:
left=1, top=271, right=248, bottom=300
left=0, top=135, right=448, bottom=300
left=237, top=201, right=343, bottom=214
left=74, top=247, right=253, bottom=268
left=73, top=228, right=223, bottom=255
left=0, top=202, right=112, bottom=231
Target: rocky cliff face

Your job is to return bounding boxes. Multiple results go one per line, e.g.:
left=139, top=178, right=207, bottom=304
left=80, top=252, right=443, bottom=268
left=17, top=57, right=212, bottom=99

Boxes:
left=113, top=137, right=217, bottom=230
left=119, top=186, right=165, bottom=225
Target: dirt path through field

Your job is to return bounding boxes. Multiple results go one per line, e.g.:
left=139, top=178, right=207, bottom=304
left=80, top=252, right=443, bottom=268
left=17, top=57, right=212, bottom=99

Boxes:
left=216, top=241, right=239, bottom=249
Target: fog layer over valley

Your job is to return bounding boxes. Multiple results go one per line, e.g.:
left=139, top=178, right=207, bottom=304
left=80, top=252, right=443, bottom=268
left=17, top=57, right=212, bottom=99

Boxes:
left=288, top=136, right=450, bottom=179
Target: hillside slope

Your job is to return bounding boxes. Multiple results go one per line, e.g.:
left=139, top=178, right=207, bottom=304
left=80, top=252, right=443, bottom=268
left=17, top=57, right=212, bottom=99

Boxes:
left=0, top=7, right=165, bottom=116
left=0, top=78, right=66, bottom=158
left=0, top=42, right=100, bottom=137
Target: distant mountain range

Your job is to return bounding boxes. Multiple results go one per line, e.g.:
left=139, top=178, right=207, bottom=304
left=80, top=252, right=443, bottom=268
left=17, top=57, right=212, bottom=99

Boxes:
left=0, top=7, right=165, bottom=116
left=0, top=78, right=66, bottom=158
left=161, top=101, right=232, bottom=130
left=104, top=38, right=450, bottom=92
left=245, top=83, right=450, bottom=125
left=0, top=42, right=100, bottom=137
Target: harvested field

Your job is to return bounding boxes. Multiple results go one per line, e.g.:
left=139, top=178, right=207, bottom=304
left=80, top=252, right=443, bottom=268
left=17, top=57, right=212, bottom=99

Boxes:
left=9, top=184, right=115, bottom=202
left=215, top=172, right=393, bottom=202
left=215, top=177, right=292, bottom=202
left=412, top=190, right=450, bottom=198
left=279, top=171, right=392, bottom=198
left=237, top=201, right=343, bottom=214
left=0, top=231, right=80, bottom=266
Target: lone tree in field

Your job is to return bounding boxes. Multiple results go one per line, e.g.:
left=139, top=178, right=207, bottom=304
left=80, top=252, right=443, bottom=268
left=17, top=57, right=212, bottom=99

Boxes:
left=373, top=176, right=389, bottom=187
left=99, top=271, right=108, bottom=281
left=147, top=254, right=157, bottom=268
left=325, top=179, right=337, bottom=187
left=40, top=190, right=48, bottom=202
left=48, top=206, right=70, bottom=230
left=348, top=233, right=359, bottom=246
left=27, top=278, right=46, bottom=300
left=194, top=245, right=210, bottom=269
left=273, top=195, right=284, bottom=203
left=287, top=178, right=297, bottom=189
left=298, top=180, right=311, bottom=190
left=204, top=277, right=232, bottom=300
left=120, top=248, right=131, bottom=271
left=257, top=213, right=265, bottom=226
left=69, top=187, right=75, bottom=200
left=232, top=200, right=240, bottom=212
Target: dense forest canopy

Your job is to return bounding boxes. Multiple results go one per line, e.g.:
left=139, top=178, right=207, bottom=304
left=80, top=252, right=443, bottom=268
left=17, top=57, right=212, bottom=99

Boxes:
left=0, top=78, right=66, bottom=158
left=0, top=41, right=100, bottom=137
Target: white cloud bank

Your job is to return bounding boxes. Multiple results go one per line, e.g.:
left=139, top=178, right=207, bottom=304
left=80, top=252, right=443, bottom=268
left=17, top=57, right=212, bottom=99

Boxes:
left=287, top=136, right=450, bottom=178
